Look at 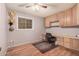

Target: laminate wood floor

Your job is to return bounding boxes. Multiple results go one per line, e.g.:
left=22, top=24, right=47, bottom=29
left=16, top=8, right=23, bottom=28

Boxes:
left=6, top=44, right=79, bottom=56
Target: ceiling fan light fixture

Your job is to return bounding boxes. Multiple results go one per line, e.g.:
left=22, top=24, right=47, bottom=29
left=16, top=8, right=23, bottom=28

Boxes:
left=19, top=3, right=48, bottom=12
left=32, top=5, right=40, bottom=11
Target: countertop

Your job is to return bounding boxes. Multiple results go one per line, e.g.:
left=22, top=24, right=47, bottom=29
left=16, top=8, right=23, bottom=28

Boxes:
left=52, top=34, right=79, bottom=39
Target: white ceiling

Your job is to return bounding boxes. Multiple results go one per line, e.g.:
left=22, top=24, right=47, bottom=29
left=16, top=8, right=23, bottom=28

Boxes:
left=6, top=3, right=76, bottom=17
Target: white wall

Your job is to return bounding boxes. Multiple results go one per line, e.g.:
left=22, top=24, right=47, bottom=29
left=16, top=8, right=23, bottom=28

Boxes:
left=46, top=27, right=79, bottom=37
left=8, top=11, right=45, bottom=48
left=0, top=3, right=7, bottom=55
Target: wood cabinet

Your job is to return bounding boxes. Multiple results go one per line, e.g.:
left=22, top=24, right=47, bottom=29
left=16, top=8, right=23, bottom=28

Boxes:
left=62, top=4, right=79, bottom=27
left=44, top=17, right=51, bottom=27
left=58, top=12, right=66, bottom=27
left=73, top=4, right=79, bottom=26
left=49, top=14, right=58, bottom=22
left=56, top=37, right=64, bottom=46
left=59, top=4, right=79, bottom=27
left=57, top=37, right=72, bottom=49
left=71, top=5, right=77, bottom=26
left=56, top=37, right=79, bottom=51
left=65, top=8, right=72, bottom=26
left=72, top=39, right=79, bottom=51
left=45, top=4, right=79, bottom=28
left=45, top=14, right=58, bottom=28
left=59, top=8, right=73, bottom=27
left=64, top=38, right=73, bottom=49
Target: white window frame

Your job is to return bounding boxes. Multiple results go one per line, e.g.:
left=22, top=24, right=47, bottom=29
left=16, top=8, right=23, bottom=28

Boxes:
left=16, top=16, right=34, bottom=30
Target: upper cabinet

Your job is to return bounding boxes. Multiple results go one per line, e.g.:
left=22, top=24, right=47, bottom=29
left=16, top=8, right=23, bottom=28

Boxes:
left=65, top=8, right=72, bottom=27
left=72, top=4, right=79, bottom=26
left=57, top=11, right=66, bottom=27
left=45, top=14, right=58, bottom=28
left=71, top=4, right=77, bottom=26
left=45, top=4, right=79, bottom=28
left=60, top=4, right=79, bottom=27
left=59, top=8, right=72, bottom=27
left=44, top=17, right=51, bottom=28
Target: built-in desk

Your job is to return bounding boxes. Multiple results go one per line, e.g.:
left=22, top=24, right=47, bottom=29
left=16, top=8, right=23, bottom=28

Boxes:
left=52, top=34, right=79, bottom=51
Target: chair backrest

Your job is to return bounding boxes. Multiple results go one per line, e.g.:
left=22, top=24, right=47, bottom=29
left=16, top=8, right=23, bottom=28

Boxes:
left=45, top=33, right=56, bottom=43
left=45, top=33, right=53, bottom=39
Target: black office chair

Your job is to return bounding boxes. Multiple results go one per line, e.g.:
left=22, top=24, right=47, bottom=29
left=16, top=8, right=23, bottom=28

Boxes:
left=45, top=33, right=56, bottom=45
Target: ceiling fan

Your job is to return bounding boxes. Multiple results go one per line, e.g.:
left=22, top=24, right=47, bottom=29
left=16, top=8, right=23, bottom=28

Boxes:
left=19, top=3, right=48, bottom=8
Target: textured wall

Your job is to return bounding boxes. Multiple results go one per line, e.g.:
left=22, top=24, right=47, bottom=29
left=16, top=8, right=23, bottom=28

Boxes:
left=8, top=11, right=45, bottom=48
left=0, top=3, right=7, bottom=55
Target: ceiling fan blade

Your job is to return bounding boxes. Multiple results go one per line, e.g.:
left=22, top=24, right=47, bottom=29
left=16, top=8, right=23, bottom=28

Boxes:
left=45, top=3, right=57, bottom=8
left=41, top=5, right=47, bottom=8
left=19, top=4, right=27, bottom=7
left=19, top=3, right=31, bottom=7
left=38, top=4, right=48, bottom=8
left=25, top=5, right=31, bottom=8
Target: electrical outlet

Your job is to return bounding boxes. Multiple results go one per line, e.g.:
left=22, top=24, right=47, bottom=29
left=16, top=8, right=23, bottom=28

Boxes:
left=0, top=47, right=1, bottom=51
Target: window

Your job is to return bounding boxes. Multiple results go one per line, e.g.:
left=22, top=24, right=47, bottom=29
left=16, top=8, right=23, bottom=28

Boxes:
left=18, top=17, right=32, bottom=29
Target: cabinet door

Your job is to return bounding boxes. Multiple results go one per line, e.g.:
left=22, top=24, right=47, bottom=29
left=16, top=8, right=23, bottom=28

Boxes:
left=45, top=14, right=58, bottom=27
left=64, top=38, right=70, bottom=48
left=58, top=12, right=66, bottom=27
left=59, top=8, right=74, bottom=27
left=64, top=38, right=73, bottom=49
left=49, top=14, right=58, bottom=22
left=64, top=42, right=71, bottom=48
left=45, top=18, right=51, bottom=27
left=65, top=8, right=72, bottom=26
left=56, top=37, right=64, bottom=46
left=73, top=39, right=79, bottom=51
left=64, top=37, right=71, bottom=43
left=59, top=10, right=71, bottom=27
left=72, top=5, right=77, bottom=26
left=76, top=4, right=79, bottom=25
